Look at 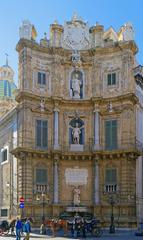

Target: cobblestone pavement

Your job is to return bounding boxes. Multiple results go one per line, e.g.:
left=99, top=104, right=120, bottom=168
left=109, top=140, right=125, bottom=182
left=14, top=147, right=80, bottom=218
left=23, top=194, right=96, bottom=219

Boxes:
left=0, top=229, right=143, bottom=240
left=0, top=230, right=143, bottom=240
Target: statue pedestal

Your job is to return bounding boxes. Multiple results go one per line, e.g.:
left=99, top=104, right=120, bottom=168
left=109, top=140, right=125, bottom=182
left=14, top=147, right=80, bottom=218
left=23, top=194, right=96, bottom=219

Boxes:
left=73, top=93, right=80, bottom=99
left=70, top=144, right=83, bottom=151
left=66, top=206, right=87, bottom=212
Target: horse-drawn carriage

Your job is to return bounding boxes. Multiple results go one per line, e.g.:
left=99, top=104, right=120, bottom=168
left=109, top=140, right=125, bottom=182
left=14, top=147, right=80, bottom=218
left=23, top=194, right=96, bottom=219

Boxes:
left=68, top=216, right=103, bottom=238
left=0, top=219, right=15, bottom=236
left=45, top=215, right=103, bottom=237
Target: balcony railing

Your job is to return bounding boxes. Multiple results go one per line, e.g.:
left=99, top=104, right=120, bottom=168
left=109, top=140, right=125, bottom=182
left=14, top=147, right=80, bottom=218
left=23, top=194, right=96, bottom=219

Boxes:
left=13, top=135, right=143, bottom=153
left=34, top=184, right=49, bottom=193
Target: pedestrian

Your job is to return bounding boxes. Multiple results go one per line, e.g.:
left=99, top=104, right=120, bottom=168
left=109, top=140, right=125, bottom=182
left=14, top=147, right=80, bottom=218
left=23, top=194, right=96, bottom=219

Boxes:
left=81, top=218, right=86, bottom=238
left=15, top=217, right=23, bottom=240
left=24, top=218, right=31, bottom=240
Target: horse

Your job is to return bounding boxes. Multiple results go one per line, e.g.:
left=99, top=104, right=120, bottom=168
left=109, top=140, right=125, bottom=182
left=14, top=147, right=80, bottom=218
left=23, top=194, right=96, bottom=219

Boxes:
left=46, top=218, right=68, bottom=236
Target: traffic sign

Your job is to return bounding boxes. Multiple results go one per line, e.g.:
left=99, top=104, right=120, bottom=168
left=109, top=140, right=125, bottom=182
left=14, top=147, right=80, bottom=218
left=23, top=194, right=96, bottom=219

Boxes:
left=19, top=202, right=24, bottom=208
left=20, top=197, right=24, bottom=202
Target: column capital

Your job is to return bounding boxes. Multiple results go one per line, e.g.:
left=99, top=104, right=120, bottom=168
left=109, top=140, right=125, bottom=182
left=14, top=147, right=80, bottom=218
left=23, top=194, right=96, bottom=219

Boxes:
left=53, top=107, right=60, bottom=112
left=93, top=108, right=100, bottom=113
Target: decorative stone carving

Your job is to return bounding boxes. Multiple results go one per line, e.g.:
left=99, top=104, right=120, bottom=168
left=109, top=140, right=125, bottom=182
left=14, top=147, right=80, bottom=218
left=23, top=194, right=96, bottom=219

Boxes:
left=72, top=50, right=82, bottom=69
left=62, top=13, right=90, bottom=50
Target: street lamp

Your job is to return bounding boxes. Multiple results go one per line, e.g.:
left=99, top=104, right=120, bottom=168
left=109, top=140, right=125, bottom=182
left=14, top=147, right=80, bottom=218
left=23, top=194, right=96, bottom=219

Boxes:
left=36, top=192, right=50, bottom=223
left=109, top=195, right=115, bottom=234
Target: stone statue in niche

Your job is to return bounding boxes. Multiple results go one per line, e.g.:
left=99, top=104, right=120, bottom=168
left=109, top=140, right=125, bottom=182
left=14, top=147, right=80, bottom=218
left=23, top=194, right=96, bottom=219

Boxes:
left=69, top=118, right=84, bottom=145
left=72, top=73, right=81, bottom=98
left=72, top=122, right=81, bottom=144
left=73, top=186, right=80, bottom=206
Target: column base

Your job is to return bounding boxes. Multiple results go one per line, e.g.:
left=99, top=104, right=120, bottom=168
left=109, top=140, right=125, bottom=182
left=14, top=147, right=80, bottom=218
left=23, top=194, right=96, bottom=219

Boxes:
left=93, top=144, right=100, bottom=151
left=53, top=144, right=60, bottom=150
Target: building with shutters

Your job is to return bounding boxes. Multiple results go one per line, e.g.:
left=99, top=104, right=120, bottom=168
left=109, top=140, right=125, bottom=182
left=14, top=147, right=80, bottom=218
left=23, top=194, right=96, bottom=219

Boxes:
left=1, top=16, right=143, bottom=227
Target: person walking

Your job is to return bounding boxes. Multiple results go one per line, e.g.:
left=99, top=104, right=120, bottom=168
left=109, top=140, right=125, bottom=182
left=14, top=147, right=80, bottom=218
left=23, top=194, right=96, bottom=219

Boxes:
left=24, top=218, right=31, bottom=240
left=15, top=217, right=23, bottom=240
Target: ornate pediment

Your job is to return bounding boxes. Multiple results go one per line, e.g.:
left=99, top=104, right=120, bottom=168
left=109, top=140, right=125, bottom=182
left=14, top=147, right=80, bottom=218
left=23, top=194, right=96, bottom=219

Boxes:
left=62, top=13, right=90, bottom=50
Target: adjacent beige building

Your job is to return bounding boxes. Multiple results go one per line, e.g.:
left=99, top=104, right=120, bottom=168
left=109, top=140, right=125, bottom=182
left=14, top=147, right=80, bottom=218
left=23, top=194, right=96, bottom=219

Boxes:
left=1, top=16, right=143, bottom=227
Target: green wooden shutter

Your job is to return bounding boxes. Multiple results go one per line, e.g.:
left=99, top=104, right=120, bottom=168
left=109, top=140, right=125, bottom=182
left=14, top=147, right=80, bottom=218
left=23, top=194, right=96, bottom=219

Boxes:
left=105, top=169, right=117, bottom=183
left=36, top=169, right=47, bottom=184
left=42, top=73, right=46, bottom=85
left=112, top=73, right=116, bottom=85
left=105, top=120, right=111, bottom=150
left=112, top=120, right=117, bottom=149
left=36, top=120, right=48, bottom=148
left=36, top=120, right=42, bottom=147
left=42, top=120, right=47, bottom=147
left=105, top=120, right=117, bottom=150
left=38, top=72, right=41, bottom=84
left=107, top=74, right=111, bottom=85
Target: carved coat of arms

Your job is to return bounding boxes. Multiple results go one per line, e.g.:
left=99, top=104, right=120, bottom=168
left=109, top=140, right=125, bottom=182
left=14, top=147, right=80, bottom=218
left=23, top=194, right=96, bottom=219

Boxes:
left=62, top=15, right=90, bottom=50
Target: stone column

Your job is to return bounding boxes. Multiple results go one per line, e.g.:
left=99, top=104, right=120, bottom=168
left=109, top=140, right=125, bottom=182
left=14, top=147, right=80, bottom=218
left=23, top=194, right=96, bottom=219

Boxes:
left=93, top=109, right=100, bottom=150
left=53, top=107, right=60, bottom=149
left=53, top=159, right=59, bottom=204
left=94, top=160, right=100, bottom=204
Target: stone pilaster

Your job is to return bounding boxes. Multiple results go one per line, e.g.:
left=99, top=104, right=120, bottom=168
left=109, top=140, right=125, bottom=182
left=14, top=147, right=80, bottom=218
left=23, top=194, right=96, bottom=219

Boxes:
left=53, top=107, right=60, bottom=150
left=53, top=157, right=59, bottom=204
left=93, top=108, right=100, bottom=150
left=94, top=160, right=100, bottom=204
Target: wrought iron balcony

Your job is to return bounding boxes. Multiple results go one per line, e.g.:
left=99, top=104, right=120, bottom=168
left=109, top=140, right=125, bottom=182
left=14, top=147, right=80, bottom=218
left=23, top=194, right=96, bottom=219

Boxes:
left=12, top=134, right=143, bottom=155
left=34, top=184, right=49, bottom=193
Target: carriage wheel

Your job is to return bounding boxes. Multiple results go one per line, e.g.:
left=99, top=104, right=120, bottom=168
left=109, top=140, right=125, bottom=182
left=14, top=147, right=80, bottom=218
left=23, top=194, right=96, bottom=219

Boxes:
left=4, top=229, right=9, bottom=236
left=92, top=227, right=103, bottom=237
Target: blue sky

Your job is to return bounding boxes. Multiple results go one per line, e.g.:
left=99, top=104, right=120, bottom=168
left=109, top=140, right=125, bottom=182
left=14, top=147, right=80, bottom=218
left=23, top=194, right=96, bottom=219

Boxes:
left=0, top=0, right=143, bottom=84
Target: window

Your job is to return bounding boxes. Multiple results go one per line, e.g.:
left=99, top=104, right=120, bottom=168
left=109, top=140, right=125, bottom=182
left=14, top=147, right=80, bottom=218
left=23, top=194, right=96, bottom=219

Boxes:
left=105, top=120, right=117, bottom=150
left=105, top=168, right=117, bottom=192
left=1, top=148, right=8, bottom=162
left=36, top=169, right=47, bottom=184
left=36, top=120, right=48, bottom=148
left=2, top=149, right=7, bottom=162
left=107, top=73, right=116, bottom=86
left=38, top=72, right=46, bottom=85
left=1, top=209, right=8, bottom=217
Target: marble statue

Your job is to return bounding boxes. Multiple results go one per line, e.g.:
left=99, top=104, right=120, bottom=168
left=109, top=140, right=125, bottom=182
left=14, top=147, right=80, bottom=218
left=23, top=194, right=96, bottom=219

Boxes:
left=72, top=74, right=81, bottom=98
left=40, top=98, right=45, bottom=112
left=19, top=20, right=33, bottom=40
left=73, top=186, right=80, bottom=205
left=120, top=22, right=134, bottom=41
left=72, top=123, right=81, bottom=144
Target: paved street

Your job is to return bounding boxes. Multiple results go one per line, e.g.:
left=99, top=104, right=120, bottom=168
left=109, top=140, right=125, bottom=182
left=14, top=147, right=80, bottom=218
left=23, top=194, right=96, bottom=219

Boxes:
left=0, top=229, right=143, bottom=240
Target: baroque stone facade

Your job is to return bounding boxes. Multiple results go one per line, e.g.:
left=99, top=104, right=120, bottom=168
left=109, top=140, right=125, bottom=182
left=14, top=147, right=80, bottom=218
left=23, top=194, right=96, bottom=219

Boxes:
left=1, top=15, right=143, bottom=227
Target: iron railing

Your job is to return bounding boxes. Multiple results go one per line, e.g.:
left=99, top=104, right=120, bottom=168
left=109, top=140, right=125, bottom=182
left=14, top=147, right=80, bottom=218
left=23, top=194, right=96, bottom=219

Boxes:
left=13, top=134, right=143, bottom=153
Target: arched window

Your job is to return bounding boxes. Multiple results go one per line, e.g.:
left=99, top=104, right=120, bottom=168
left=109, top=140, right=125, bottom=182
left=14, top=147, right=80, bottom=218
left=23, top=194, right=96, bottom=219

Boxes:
left=69, top=118, right=84, bottom=144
